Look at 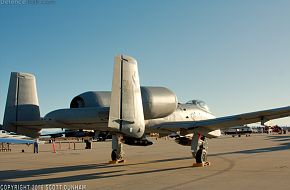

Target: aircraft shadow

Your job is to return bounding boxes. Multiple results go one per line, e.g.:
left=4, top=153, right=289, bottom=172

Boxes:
left=3, top=135, right=288, bottom=184
left=210, top=135, right=290, bottom=156
left=267, top=135, right=290, bottom=141
left=0, top=156, right=193, bottom=185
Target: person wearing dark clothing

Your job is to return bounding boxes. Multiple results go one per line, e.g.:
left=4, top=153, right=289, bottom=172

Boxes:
left=34, top=140, right=39, bottom=153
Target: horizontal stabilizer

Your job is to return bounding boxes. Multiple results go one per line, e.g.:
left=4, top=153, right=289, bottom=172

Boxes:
left=113, top=119, right=135, bottom=125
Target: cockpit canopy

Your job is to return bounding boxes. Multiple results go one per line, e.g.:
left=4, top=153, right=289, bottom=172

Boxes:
left=186, top=100, right=210, bottom=112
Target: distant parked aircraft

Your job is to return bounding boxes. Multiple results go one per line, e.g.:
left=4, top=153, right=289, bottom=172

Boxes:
left=224, top=126, right=253, bottom=137
left=0, top=129, right=34, bottom=144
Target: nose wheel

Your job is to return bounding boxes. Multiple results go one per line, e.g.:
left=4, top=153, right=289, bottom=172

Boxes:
left=195, top=148, right=207, bottom=163
left=193, top=146, right=210, bottom=167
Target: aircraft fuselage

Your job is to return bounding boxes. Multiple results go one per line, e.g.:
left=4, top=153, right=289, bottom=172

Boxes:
left=44, top=102, right=220, bottom=138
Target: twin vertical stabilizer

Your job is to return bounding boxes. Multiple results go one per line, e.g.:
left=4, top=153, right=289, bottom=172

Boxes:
left=3, top=72, right=41, bottom=137
left=108, top=55, right=145, bottom=138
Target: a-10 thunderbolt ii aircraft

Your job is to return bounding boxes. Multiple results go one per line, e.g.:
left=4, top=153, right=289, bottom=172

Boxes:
left=2, top=55, right=290, bottom=164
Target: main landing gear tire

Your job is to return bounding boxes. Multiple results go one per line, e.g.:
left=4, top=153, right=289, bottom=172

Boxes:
left=111, top=150, right=118, bottom=161
left=195, top=149, right=207, bottom=164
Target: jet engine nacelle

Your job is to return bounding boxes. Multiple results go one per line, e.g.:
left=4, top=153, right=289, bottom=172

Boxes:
left=70, top=86, right=178, bottom=120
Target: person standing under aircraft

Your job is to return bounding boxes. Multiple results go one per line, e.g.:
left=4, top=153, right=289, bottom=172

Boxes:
left=34, top=139, right=39, bottom=153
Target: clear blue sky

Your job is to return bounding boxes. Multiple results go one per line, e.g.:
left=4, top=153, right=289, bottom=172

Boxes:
left=1, top=0, right=290, bottom=125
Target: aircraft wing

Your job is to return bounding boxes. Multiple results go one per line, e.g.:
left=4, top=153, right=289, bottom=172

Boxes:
left=154, top=106, right=290, bottom=132
left=0, top=138, right=34, bottom=144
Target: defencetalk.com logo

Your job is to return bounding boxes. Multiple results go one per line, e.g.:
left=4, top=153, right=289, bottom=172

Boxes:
left=0, top=0, right=55, bottom=5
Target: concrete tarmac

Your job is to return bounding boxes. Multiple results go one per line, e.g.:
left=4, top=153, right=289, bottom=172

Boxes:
left=0, top=134, right=290, bottom=190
